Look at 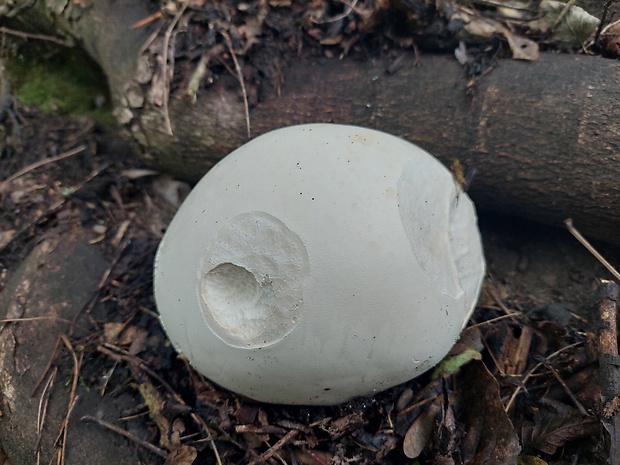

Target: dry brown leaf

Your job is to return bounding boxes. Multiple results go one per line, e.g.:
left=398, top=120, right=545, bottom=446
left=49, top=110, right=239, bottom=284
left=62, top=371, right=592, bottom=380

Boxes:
left=293, top=448, right=333, bottom=465
left=103, top=322, right=124, bottom=344
left=457, top=361, right=521, bottom=464
left=536, top=0, right=600, bottom=48
left=403, top=397, right=442, bottom=459
left=505, top=32, right=540, bottom=60
left=327, top=412, right=364, bottom=439
left=524, top=408, right=598, bottom=454
left=454, top=10, right=539, bottom=60
left=152, top=174, right=191, bottom=208
left=163, top=445, right=197, bottom=465
left=0, top=230, right=16, bottom=250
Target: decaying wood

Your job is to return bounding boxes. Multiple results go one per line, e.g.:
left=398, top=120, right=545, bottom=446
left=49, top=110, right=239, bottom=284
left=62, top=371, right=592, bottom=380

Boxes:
left=4, top=0, right=620, bottom=243
left=597, top=280, right=620, bottom=465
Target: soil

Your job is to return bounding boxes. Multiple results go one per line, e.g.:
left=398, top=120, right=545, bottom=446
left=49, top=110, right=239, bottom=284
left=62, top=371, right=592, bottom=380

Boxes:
left=1, top=102, right=620, bottom=464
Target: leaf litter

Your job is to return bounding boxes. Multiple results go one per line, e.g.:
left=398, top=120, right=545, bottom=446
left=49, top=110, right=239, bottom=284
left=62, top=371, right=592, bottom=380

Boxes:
left=2, top=1, right=620, bottom=463
left=1, top=97, right=617, bottom=465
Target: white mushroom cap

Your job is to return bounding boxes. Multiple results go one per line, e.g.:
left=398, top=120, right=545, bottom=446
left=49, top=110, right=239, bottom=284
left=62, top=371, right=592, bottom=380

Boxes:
left=154, top=124, right=485, bottom=405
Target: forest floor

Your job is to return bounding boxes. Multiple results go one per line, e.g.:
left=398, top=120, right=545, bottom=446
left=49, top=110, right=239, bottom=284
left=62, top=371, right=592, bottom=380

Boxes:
left=1, top=88, right=620, bottom=464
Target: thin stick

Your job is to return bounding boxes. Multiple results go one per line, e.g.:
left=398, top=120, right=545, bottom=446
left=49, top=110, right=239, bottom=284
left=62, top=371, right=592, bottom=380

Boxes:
left=505, top=341, right=584, bottom=412
left=485, top=274, right=521, bottom=322
left=222, top=31, right=251, bottom=139
left=36, top=367, right=57, bottom=465
left=248, top=429, right=300, bottom=465
left=0, top=144, right=86, bottom=185
left=0, top=316, right=89, bottom=332
left=131, top=11, right=163, bottom=29
left=564, top=219, right=620, bottom=282
left=71, top=238, right=130, bottom=334
left=31, top=338, right=63, bottom=398
left=311, top=0, right=359, bottom=24
left=544, top=362, right=589, bottom=415
left=0, top=26, right=72, bottom=47
left=594, top=0, right=614, bottom=45
left=161, top=0, right=189, bottom=136
left=469, top=312, right=521, bottom=328
left=551, top=0, right=577, bottom=29
left=82, top=416, right=168, bottom=458
left=0, top=164, right=110, bottom=254
left=97, top=343, right=224, bottom=464
left=598, top=280, right=619, bottom=357
left=57, top=336, right=82, bottom=465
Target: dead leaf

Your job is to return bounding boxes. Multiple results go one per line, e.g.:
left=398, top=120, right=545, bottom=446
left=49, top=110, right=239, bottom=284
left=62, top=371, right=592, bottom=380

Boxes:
left=327, top=412, right=364, bottom=439
left=152, top=174, right=190, bottom=208
left=120, top=327, right=149, bottom=355
left=403, top=397, right=442, bottom=459
left=455, top=41, right=471, bottom=65
left=0, top=230, right=16, bottom=250
left=600, top=21, right=620, bottom=55
left=531, top=0, right=600, bottom=49
left=103, top=322, right=124, bottom=344
left=293, top=448, right=333, bottom=465
left=170, top=418, right=187, bottom=448
left=505, top=32, right=540, bottom=60
left=137, top=378, right=172, bottom=450
left=457, top=361, right=521, bottom=464
left=164, top=445, right=197, bottom=465
left=120, top=168, right=160, bottom=179
left=453, top=10, right=539, bottom=60
left=523, top=408, right=598, bottom=454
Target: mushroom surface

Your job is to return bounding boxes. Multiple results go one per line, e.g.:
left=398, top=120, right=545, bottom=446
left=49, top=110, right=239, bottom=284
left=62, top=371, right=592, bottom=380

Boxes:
left=154, top=124, right=485, bottom=405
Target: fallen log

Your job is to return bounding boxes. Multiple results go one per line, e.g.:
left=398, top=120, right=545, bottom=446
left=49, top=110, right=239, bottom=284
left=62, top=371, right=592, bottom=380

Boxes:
left=4, top=0, right=620, bottom=243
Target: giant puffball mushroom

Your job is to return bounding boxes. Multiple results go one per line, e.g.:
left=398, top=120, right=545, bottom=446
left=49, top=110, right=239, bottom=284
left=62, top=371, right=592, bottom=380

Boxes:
left=154, top=123, right=485, bottom=405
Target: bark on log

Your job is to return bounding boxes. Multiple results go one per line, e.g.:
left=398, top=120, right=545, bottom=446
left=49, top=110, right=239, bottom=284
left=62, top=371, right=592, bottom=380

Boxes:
left=4, top=0, right=620, bottom=243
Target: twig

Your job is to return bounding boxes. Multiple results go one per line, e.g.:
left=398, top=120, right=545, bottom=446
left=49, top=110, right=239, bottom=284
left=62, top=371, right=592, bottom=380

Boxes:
left=481, top=331, right=505, bottom=376
left=311, top=0, right=359, bottom=24
left=221, top=31, right=251, bottom=139
left=485, top=274, right=520, bottom=320
left=138, top=22, right=165, bottom=56
left=56, top=335, right=82, bottom=465
left=248, top=429, right=300, bottom=465
left=598, top=280, right=619, bottom=357
left=594, top=0, right=615, bottom=45
left=70, top=238, right=130, bottom=334
left=35, top=367, right=57, bottom=465
left=97, top=343, right=225, bottom=464
left=544, top=362, right=589, bottom=415
left=564, top=219, right=620, bottom=282
left=161, top=0, right=189, bottom=136
left=81, top=416, right=168, bottom=458
left=0, top=26, right=73, bottom=47
left=186, top=44, right=225, bottom=103
left=551, top=0, right=577, bottom=29
left=131, top=11, right=163, bottom=29
left=469, top=312, right=522, bottom=328
left=0, top=144, right=86, bottom=186
left=0, top=163, right=110, bottom=254
left=596, top=280, right=620, bottom=465
left=0, top=316, right=89, bottom=333
left=505, top=341, right=584, bottom=412
left=31, top=338, right=63, bottom=398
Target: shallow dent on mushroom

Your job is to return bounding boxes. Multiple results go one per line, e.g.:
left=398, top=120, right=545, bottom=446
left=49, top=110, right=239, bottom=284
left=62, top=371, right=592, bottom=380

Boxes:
left=199, top=212, right=309, bottom=349
left=397, top=157, right=485, bottom=324
left=397, top=159, right=462, bottom=300
left=448, top=192, right=486, bottom=324
left=202, top=262, right=277, bottom=345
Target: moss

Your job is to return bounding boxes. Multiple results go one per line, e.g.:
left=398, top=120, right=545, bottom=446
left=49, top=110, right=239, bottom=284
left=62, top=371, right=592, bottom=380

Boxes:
left=4, top=42, right=115, bottom=125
